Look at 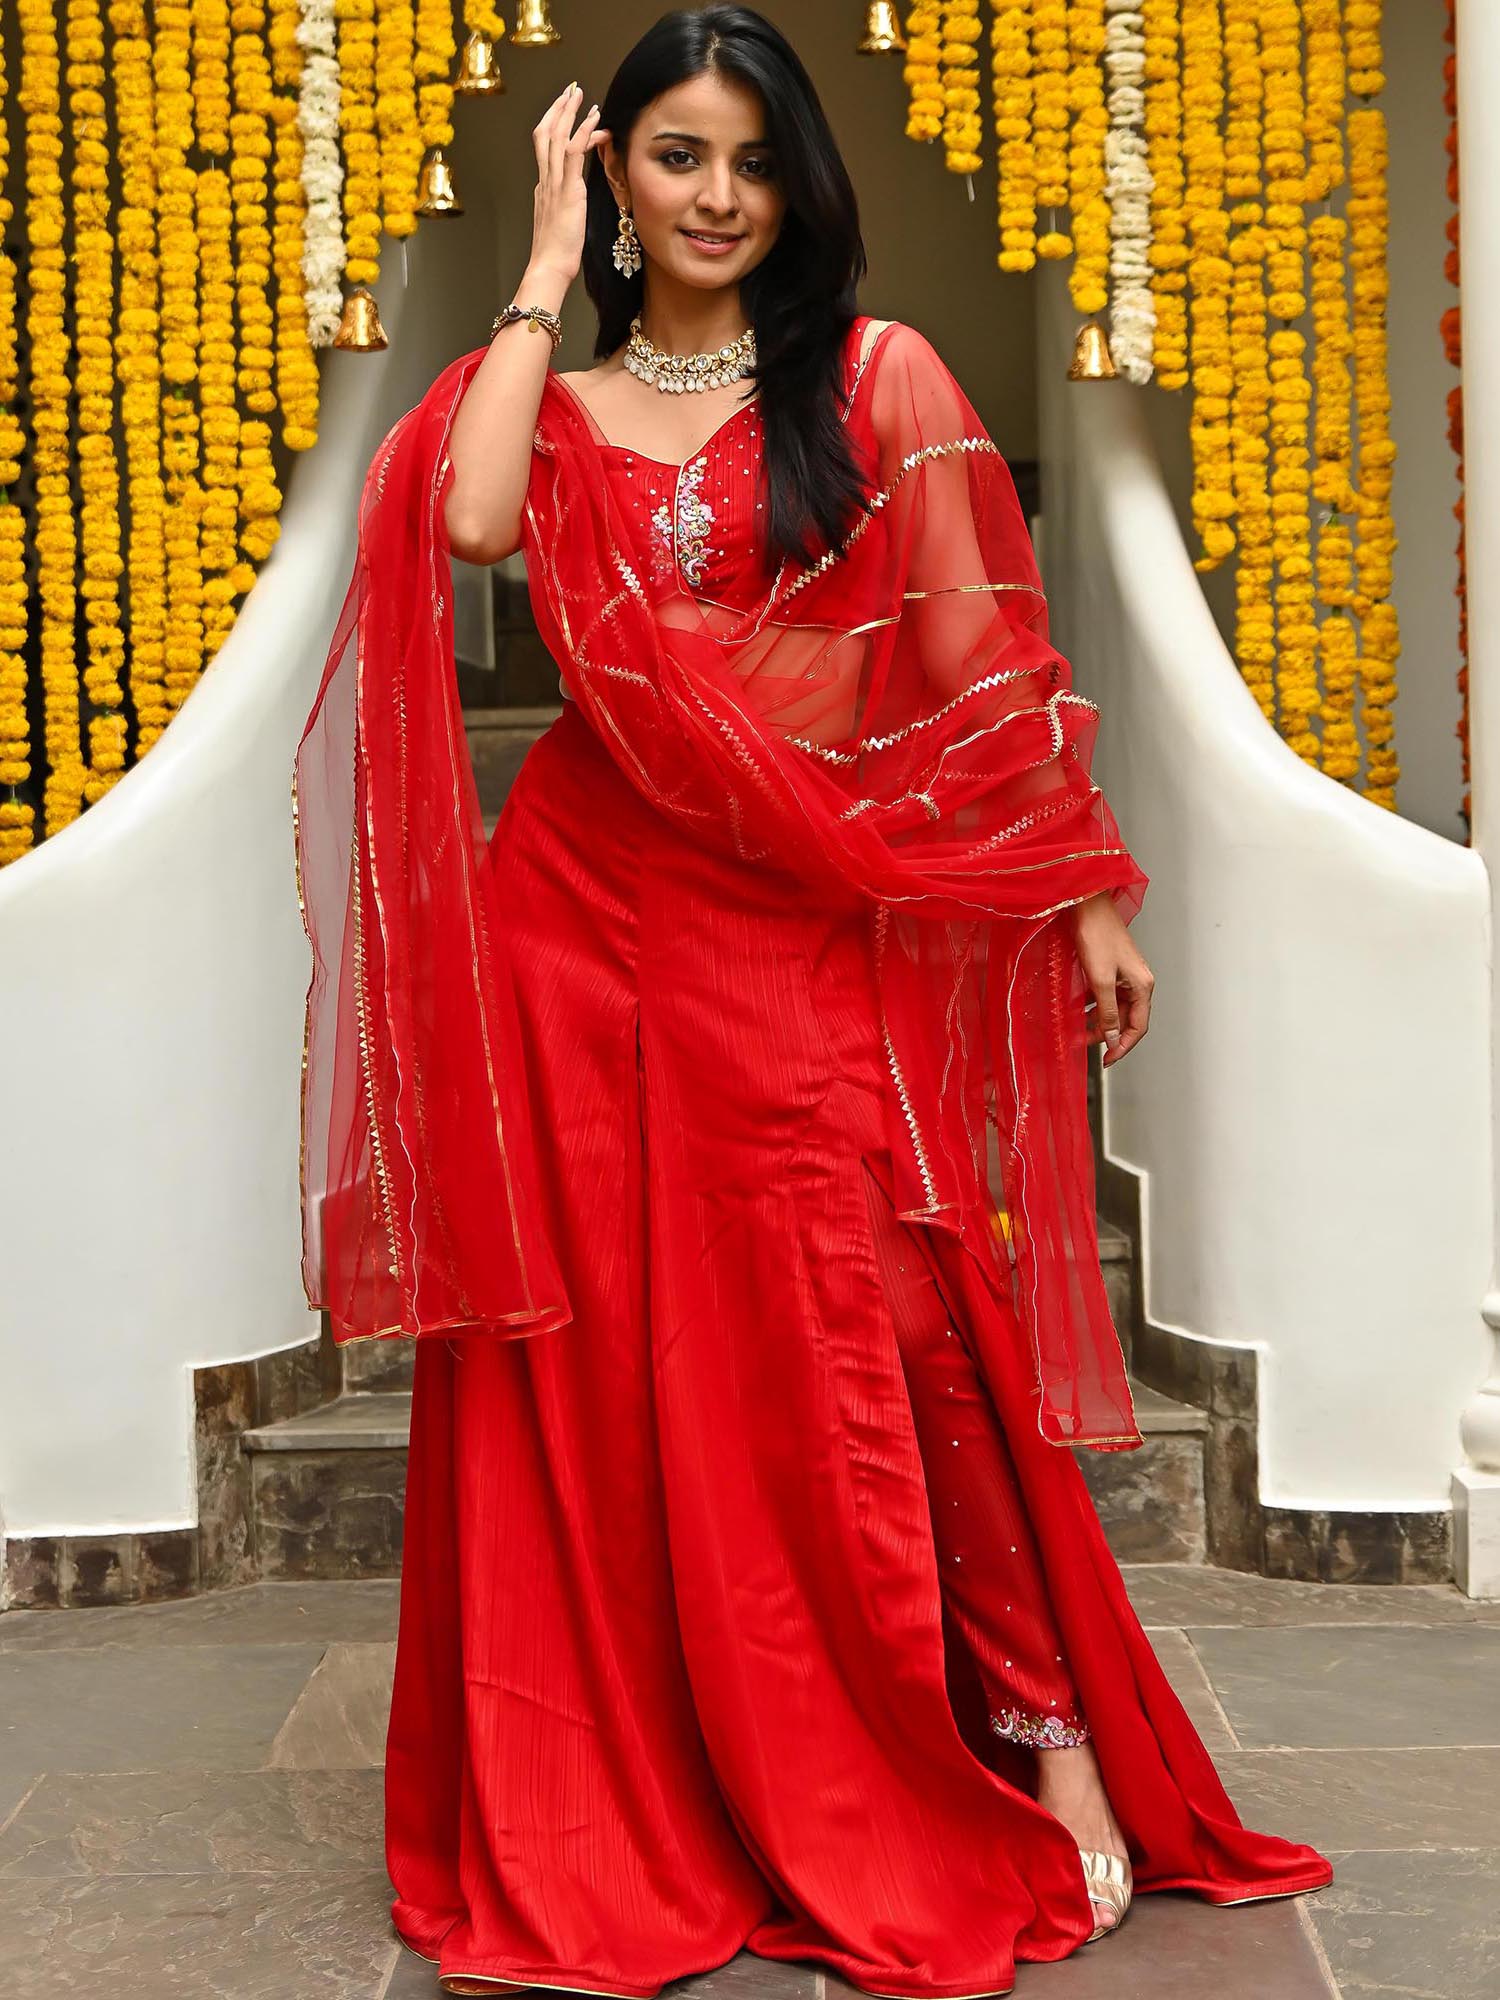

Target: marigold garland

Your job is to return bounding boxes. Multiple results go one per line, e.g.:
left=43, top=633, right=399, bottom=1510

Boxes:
left=1259, top=3, right=1320, bottom=761
left=109, top=0, right=170, bottom=756
left=992, top=4, right=1036, bottom=272
left=1065, top=0, right=1108, bottom=313
left=335, top=0, right=378, bottom=288
left=414, top=0, right=456, bottom=159
left=375, top=0, right=421, bottom=236
left=156, top=2, right=208, bottom=719
left=1141, top=0, right=1188, bottom=388
left=903, top=6, right=947, bottom=145
left=267, top=0, right=320, bottom=443
left=67, top=0, right=128, bottom=800
left=231, top=0, right=283, bottom=569
left=1221, top=0, right=1273, bottom=722
left=1031, top=0, right=1072, bottom=256
left=1101, top=0, right=1155, bottom=383
left=1181, top=0, right=1234, bottom=570
left=298, top=0, right=346, bottom=349
left=1347, top=82, right=1400, bottom=806
left=940, top=2, right=984, bottom=176
left=19, top=0, right=83, bottom=837
left=0, top=0, right=31, bottom=863
left=1304, top=0, right=1358, bottom=783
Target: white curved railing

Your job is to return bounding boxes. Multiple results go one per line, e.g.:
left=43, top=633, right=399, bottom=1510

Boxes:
left=0, top=224, right=486, bottom=1538
left=1035, top=261, right=1493, bottom=1513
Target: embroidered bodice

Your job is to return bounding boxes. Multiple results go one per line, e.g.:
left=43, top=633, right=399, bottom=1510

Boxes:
left=535, top=378, right=777, bottom=613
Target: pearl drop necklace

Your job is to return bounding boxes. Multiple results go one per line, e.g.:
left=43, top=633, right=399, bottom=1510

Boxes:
left=622, top=312, right=757, bottom=394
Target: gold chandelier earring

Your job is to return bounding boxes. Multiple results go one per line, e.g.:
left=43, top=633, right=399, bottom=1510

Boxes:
left=612, top=208, right=643, bottom=278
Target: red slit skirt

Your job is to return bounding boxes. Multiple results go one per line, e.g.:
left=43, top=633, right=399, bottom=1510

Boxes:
left=384, top=698, right=1332, bottom=1997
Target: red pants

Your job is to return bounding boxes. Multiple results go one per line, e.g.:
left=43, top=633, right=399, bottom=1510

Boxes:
left=384, top=701, right=1332, bottom=1997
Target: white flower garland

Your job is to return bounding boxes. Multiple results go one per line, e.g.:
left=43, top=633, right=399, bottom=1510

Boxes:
left=296, top=0, right=345, bottom=346
left=1103, top=0, right=1155, bottom=383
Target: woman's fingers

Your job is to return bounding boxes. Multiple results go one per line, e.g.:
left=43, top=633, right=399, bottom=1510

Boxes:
left=1083, top=972, right=1154, bottom=1066
left=1092, top=980, right=1123, bottom=1059
left=536, top=81, right=581, bottom=182
left=1099, top=972, right=1153, bottom=1066
left=566, top=104, right=606, bottom=163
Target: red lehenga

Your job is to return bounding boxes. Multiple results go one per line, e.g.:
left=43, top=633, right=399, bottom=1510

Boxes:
left=293, top=314, right=1333, bottom=1996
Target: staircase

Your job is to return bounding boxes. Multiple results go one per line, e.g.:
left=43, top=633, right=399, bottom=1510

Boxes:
left=241, top=1216, right=1209, bottom=1582
left=241, top=656, right=1212, bottom=1579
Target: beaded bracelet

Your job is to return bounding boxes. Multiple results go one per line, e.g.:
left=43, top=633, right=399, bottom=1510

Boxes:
left=490, top=302, right=564, bottom=349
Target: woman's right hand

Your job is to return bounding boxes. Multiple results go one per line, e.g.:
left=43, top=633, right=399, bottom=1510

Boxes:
left=529, top=82, right=611, bottom=281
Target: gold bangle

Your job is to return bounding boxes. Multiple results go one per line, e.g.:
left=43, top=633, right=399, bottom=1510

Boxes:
left=490, top=303, right=563, bottom=349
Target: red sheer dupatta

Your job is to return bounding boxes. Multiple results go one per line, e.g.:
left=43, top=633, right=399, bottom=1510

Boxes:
left=293, top=373, right=571, bottom=1347
left=293, top=315, right=1149, bottom=1448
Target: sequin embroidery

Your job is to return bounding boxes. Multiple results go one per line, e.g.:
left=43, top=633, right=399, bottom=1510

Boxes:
left=650, top=453, right=718, bottom=588
left=989, top=1706, right=1092, bottom=1750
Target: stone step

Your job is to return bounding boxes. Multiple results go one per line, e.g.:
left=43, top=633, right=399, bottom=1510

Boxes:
left=1073, top=1381, right=1210, bottom=1566
left=242, top=1361, right=1206, bottom=1579
left=339, top=1335, right=413, bottom=1395
left=241, top=1393, right=411, bottom=1582
left=243, top=1392, right=413, bottom=1454
left=463, top=703, right=560, bottom=818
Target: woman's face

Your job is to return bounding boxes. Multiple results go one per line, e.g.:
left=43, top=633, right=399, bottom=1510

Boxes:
left=603, top=70, right=787, bottom=292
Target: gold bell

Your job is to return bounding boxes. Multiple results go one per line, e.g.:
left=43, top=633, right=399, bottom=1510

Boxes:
left=1067, top=319, right=1118, bottom=381
left=858, top=2, right=908, bottom=52
left=455, top=29, right=505, bottom=95
left=333, top=285, right=388, bottom=351
left=417, top=146, right=464, bottom=216
left=510, top=0, right=561, bottom=47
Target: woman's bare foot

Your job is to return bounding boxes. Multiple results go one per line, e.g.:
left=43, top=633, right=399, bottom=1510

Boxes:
left=1034, top=1741, right=1131, bottom=1932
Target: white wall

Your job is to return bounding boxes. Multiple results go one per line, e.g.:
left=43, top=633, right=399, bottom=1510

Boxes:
left=1038, top=262, right=1493, bottom=1510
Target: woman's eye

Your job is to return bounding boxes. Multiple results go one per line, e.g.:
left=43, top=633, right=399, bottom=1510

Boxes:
left=660, top=148, right=774, bottom=177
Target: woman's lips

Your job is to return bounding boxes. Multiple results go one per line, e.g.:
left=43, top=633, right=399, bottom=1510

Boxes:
left=680, top=229, right=744, bottom=255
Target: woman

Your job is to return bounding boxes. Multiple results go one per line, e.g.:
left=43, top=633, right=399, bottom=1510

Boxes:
left=292, top=9, right=1333, bottom=1995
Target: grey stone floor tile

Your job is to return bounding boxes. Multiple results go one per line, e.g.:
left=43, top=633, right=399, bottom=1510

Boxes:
left=0, top=1643, right=326, bottom=1776
left=0, top=1579, right=402, bottom=1653
left=0, top=1869, right=398, bottom=1998
left=383, top=1935, right=442, bottom=1996
left=270, top=1642, right=397, bottom=1770
left=1002, top=1889, right=1333, bottom=1996
left=1215, top=1745, right=1500, bottom=1852
left=1184, top=1622, right=1500, bottom=1748
left=1121, top=1562, right=1500, bottom=1629
left=664, top=1952, right=818, bottom=2000
left=1141, top=1629, right=1239, bottom=1752
left=0, top=1768, right=385, bottom=1876
left=383, top=1939, right=817, bottom=2000
left=0, top=1767, right=41, bottom=1832
left=1308, top=1847, right=1500, bottom=1997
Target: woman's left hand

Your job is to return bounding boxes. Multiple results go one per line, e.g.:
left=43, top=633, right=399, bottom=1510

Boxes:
left=1068, top=891, right=1154, bottom=1067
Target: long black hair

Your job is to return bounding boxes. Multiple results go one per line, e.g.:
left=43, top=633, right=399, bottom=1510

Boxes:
left=581, top=5, right=875, bottom=569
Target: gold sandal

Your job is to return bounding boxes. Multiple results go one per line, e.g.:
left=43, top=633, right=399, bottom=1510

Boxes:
left=1077, top=1846, right=1134, bottom=1942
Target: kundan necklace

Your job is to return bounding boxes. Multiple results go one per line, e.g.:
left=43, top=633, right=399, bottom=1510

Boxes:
left=622, top=313, right=757, bottom=393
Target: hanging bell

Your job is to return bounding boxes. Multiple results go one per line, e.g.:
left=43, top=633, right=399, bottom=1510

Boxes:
left=510, top=0, right=561, bottom=48
left=333, top=285, right=388, bottom=351
left=454, top=29, right=505, bottom=95
left=1067, top=319, right=1118, bottom=381
left=857, top=2, right=908, bottom=52
left=417, top=146, right=464, bottom=216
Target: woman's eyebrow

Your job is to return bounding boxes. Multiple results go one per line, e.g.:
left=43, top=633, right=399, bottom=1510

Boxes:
left=649, top=130, right=772, bottom=148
